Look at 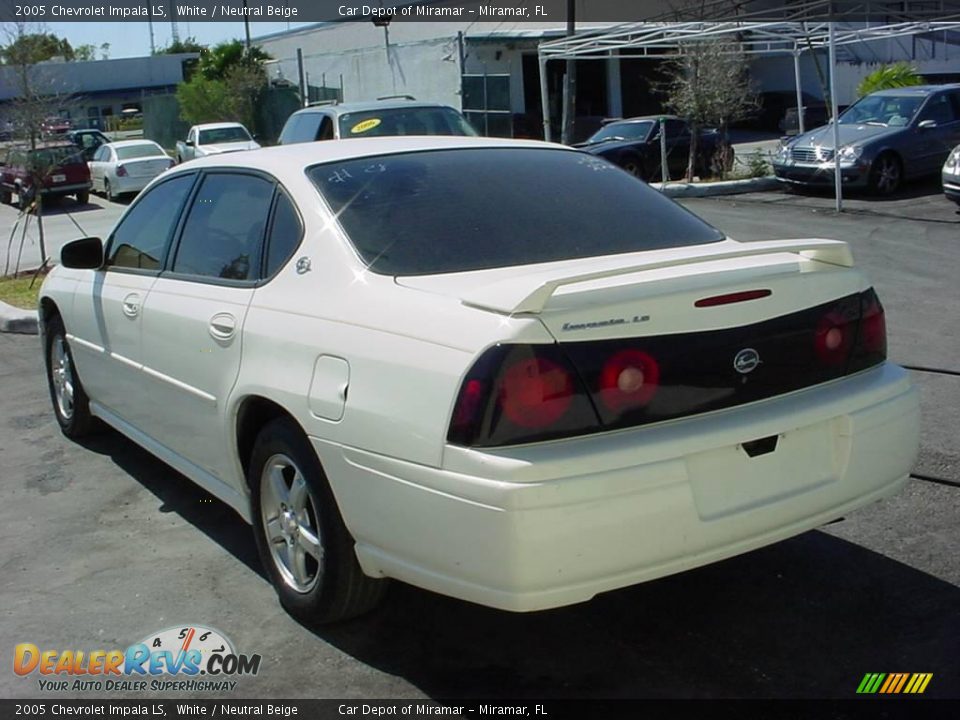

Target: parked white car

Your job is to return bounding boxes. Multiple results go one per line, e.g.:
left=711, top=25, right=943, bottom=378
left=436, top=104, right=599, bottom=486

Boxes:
left=39, top=137, right=920, bottom=624
left=176, top=122, right=260, bottom=163
left=89, top=140, right=175, bottom=200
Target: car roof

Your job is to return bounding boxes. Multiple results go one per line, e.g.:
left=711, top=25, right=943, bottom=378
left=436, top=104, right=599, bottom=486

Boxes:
left=292, top=100, right=457, bottom=116
left=607, top=115, right=679, bottom=124
left=870, top=84, right=960, bottom=96
left=195, top=122, right=248, bottom=130
left=105, top=139, right=162, bottom=149
left=172, top=136, right=570, bottom=184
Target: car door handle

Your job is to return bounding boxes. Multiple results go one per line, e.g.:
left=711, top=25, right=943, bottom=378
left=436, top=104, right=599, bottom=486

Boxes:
left=121, top=293, right=141, bottom=318
left=209, top=313, right=237, bottom=341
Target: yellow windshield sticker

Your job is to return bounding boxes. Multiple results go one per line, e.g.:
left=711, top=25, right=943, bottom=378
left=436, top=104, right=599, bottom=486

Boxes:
left=351, top=118, right=382, bottom=134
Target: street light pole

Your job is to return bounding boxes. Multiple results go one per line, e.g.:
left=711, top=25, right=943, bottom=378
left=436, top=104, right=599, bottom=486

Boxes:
left=560, top=0, right=576, bottom=145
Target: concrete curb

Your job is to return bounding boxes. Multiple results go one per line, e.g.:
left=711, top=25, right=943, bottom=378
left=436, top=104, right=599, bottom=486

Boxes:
left=0, top=299, right=38, bottom=335
left=654, top=176, right=781, bottom=198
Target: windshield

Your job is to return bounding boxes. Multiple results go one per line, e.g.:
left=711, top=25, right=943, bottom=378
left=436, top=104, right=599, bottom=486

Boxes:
left=308, top=148, right=724, bottom=276
left=198, top=126, right=252, bottom=144
left=585, top=121, right=655, bottom=144
left=337, top=107, right=478, bottom=138
left=838, top=94, right=924, bottom=127
left=116, top=143, right=165, bottom=160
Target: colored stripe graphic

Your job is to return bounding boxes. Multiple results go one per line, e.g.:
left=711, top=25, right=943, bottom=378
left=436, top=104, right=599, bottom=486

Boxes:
left=858, top=673, right=932, bottom=694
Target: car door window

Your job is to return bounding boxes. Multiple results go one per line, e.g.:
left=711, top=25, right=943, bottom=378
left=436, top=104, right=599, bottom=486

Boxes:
left=316, top=116, right=334, bottom=141
left=106, top=174, right=195, bottom=271
left=264, top=190, right=303, bottom=276
left=92, top=146, right=108, bottom=162
left=918, top=94, right=955, bottom=125
left=172, top=173, right=274, bottom=281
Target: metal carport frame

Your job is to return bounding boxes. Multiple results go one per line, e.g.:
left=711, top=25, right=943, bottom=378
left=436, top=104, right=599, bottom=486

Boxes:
left=538, top=19, right=960, bottom=210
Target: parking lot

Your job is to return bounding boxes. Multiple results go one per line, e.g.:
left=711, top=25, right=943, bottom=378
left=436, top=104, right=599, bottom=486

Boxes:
left=1, top=181, right=958, bottom=701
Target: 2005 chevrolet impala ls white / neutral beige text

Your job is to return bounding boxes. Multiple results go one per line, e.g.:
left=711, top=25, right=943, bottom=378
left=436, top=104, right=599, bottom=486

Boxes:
left=39, top=137, right=920, bottom=623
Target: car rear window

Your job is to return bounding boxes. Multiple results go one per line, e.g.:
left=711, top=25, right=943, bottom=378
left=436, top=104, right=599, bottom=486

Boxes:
left=29, top=146, right=83, bottom=168
left=337, top=107, right=477, bottom=138
left=198, top=126, right=251, bottom=144
left=115, top=144, right=164, bottom=160
left=308, top=148, right=724, bottom=276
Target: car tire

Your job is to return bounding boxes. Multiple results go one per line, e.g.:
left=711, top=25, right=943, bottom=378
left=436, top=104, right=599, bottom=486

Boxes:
left=104, top=179, right=114, bottom=201
left=0, top=189, right=10, bottom=205
left=869, top=152, right=902, bottom=196
left=76, top=190, right=89, bottom=205
left=45, top=315, right=96, bottom=438
left=620, top=156, right=645, bottom=180
left=249, top=417, right=387, bottom=625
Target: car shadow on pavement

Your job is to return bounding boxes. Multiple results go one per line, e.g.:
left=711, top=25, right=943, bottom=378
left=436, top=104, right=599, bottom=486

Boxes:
left=73, top=426, right=960, bottom=699
left=314, top=529, right=960, bottom=699
left=76, top=428, right=266, bottom=580
left=33, top=199, right=105, bottom=216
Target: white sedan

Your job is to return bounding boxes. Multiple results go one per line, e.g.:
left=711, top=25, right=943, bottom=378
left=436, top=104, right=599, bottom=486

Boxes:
left=39, top=137, right=920, bottom=624
left=89, top=140, right=175, bottom=200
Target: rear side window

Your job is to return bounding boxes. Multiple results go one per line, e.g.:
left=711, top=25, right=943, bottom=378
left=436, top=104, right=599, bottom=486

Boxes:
left=279, top=112, right=323, bottom=144
left=265, top=190, right=303, bottom=276
left=308, top=148, right=724, bottom=275
left=172, top=173, right=274, bottom=281
left=107, top=174, right=194, bottom=270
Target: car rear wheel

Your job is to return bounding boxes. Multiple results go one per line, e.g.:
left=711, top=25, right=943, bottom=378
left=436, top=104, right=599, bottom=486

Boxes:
left=0, top=189, right=10, bottom=205
left=104, top=179, right=114, bottom=201
left=45, top=315, right=96, bottom=438
left=249, top=417, right=387, bottom=624
left=76, top=190, right=89, bottom=205
left=869, top=152, right=902, bottom=196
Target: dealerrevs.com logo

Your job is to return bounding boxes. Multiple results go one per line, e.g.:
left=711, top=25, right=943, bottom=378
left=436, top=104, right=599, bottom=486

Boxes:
left=14, top=625, right=262, bottom=693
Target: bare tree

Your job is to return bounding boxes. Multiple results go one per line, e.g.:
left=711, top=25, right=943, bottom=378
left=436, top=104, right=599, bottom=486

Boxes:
left=2, top=22, right=78, bottom=274
left=661, top=38, right=756, bottom=180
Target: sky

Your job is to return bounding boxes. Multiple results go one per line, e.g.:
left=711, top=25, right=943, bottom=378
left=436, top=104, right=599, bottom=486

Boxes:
left=43, top=21, right=314, bottom=58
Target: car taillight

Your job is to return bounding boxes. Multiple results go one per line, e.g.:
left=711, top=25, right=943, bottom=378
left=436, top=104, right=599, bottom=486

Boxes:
left=849, top=288, right=887, bottom=372
left=448, top=344, right=598, bottom=447
left=598, top=349, right=660, bottom=412
left=116, top=165, right=127, bottom=177
left=814, top=309, right=856, bottom=366
left=499, top=356, right=573, bottom=428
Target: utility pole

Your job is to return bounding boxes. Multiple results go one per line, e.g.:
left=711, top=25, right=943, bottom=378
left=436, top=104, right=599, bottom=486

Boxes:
left=243, top=0, right=252, bottom=53
left=560, top=0, right=576, bottom=145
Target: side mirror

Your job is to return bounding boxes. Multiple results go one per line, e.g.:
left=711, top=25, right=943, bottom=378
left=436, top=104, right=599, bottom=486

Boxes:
left=60, top=237, right=104, bottom=270
left=185, top=139, right=195, bottom=146
left=918, top=119, right=937, bottom=130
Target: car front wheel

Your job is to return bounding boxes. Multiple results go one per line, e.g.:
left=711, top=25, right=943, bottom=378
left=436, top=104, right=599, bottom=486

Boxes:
left=249, top=417, right=387, bottom=624
left=45, top=315, right=96, bottom=438
left=869, top=152, right=902, bottom=196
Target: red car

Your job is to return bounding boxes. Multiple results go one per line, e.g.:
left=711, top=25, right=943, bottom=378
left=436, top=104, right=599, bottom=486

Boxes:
left=0, top=142, right=92, bottom=209
left=41, top=116, right=72, bottom=137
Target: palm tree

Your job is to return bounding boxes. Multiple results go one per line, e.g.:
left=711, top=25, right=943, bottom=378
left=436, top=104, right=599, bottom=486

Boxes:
left=857, top=63, right=923, bottom=98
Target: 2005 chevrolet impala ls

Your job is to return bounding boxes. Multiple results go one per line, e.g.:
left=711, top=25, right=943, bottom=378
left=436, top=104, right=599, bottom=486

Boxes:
left=39, top=137, right=920, bottom=623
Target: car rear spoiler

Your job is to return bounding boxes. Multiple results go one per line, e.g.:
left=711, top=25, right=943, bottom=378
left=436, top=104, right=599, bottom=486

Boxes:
left=461, top=238, right=854, bottom=315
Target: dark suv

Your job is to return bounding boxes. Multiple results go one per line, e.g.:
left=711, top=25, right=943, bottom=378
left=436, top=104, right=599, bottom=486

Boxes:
left=0, top=142, right=92, bottom=209
left=278, top=98, right=477, bottom=144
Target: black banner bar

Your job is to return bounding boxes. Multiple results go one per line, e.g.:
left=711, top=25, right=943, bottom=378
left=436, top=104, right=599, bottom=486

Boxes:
left=2, top=0, right=960, bottom=24
left=2, top=699, right=960, bottom=720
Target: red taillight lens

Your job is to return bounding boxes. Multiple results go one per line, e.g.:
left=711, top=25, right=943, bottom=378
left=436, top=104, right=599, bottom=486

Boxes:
left=860, top=294, right=886, bottom=355
left=814, top=309, right=855, bottom=366
left=598, top=349, right=660, bottom=412
left=448, top=344, right=599, bottom=447
left=116, top=164, right=127, bottom=177
left=499, top=357, right=573, bottom=428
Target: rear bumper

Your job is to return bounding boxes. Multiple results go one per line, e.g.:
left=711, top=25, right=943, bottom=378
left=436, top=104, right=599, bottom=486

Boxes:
left=315, top=362, right=919, bottom=612
left=41, top=182, right=91, bottom=196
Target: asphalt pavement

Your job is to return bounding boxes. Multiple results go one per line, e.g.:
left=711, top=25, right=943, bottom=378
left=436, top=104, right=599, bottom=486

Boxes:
left=0, top=182, right=957, bottom=702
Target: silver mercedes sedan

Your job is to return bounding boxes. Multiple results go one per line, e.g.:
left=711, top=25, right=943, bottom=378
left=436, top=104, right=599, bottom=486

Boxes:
left=773, top=84, right=960, bottom=195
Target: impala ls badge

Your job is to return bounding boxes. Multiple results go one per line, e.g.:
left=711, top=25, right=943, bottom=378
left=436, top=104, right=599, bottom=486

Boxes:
left=733, top=348, right=761, bottom=374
